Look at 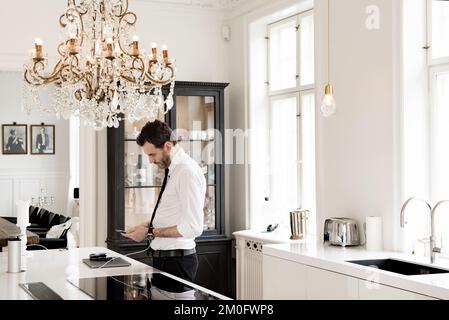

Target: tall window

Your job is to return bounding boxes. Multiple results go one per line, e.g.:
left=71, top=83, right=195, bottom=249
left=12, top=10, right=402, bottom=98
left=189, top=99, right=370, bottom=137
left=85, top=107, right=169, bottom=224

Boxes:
left=428, top=0, right=449, bottom=255
left=403, top=0, right=449, bottom=255
left=249, top=10, right=315, bottom=232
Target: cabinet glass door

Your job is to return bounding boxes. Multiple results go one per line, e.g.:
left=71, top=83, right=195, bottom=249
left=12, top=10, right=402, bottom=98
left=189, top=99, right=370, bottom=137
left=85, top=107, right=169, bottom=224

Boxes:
left=175, top=95, right=216, bottom=231
left=123, top=118, right=165, bottom=228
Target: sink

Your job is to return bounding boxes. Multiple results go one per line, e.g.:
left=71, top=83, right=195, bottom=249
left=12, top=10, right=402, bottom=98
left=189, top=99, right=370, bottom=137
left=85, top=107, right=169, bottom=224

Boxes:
left=346, top=258, right=449, bottom=276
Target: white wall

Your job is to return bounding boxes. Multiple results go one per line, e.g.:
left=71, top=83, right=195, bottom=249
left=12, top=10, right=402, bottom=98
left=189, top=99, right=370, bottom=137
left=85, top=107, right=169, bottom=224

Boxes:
left=225, top=13, right=247, bottom=234
left=0, top=0, right=228, bottom=80
left=314, top=0, right=398, bottom=250
left=225, top=0, right=314, bottom=235
left=0, top=71, right=70, bottom=216
left=227, top=0, right=402, bottom=250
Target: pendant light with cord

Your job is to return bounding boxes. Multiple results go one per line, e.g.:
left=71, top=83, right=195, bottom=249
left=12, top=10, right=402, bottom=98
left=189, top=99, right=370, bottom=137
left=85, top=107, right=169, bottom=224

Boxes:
left=321, top=0, right=336, bottom=117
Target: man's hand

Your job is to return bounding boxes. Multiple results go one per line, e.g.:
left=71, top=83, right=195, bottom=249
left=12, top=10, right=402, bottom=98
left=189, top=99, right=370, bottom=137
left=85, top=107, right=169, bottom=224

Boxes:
left=121, top=223, right=148, bottom=242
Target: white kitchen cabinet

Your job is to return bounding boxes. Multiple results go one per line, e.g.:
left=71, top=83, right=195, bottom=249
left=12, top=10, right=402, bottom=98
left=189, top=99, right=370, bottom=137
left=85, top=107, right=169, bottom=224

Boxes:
left=263, top=255, right=307, bottom=299
left=263, top=253, right=441, bottom=300
left=263, top=255, right=358, bottom=299
left=306, top=266, right=359, bottom=299
left=358, top=280, right=438, bottom=300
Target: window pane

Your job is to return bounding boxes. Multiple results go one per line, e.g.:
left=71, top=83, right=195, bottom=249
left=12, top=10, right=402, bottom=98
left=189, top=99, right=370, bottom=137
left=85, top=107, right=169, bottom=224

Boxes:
left=269, top=96, right=298, bottom=227
left=433, top=71, right=449, bottom=199
left=432, top=0, right=449, bottom=59
left=269, top=19, right=297, bottom=91
left=432, top=71, right=449, bottom=254
left=300, top=14, right=315, bottom=86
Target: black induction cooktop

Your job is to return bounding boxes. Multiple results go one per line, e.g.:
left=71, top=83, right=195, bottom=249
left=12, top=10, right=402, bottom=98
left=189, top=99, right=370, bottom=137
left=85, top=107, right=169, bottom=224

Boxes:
left=67, top=272, right=225, bottom=300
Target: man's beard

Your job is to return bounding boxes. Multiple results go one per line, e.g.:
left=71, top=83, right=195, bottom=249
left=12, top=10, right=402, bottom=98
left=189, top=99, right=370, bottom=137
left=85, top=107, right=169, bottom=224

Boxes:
left=157, top=152, right=171, bottom=169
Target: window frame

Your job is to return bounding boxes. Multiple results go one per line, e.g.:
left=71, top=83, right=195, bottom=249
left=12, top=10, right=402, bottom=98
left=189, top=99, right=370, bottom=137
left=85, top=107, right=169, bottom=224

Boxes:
left=427, top=0, right=449, bottom=254
left=267, top=9, right=314, bottom=97
left=427, top=0, right=449, bottom=66
left=429, top=64, right=449, bottom=202
left=265, top=9, right=315, bottom=222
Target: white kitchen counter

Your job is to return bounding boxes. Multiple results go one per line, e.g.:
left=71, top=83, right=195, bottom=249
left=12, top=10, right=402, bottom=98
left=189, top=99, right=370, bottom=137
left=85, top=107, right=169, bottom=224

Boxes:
left=263, top=239, right=449, bottom=300
left=0, top=247, right=229, bottom=300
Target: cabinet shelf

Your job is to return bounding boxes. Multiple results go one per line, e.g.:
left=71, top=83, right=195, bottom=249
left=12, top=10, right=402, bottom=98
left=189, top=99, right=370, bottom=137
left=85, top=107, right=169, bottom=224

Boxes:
left=124, top=183, right=217, bottom=189
left=124, top=185, right=162, bottom=189
left=178, top=139, right=215, bottom=142
left=124, top=138, right=215, bottom=142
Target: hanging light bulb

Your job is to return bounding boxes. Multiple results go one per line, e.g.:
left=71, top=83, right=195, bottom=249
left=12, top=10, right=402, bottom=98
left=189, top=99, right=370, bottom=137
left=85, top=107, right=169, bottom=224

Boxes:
left=321, top=84, right=336, bottom=117
left=321, top=0, right=336, bottom=117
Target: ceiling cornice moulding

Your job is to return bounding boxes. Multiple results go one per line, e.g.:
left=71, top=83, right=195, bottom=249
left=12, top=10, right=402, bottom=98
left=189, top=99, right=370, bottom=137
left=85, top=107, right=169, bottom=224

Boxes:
left=141, top=0, right=246, bottom=9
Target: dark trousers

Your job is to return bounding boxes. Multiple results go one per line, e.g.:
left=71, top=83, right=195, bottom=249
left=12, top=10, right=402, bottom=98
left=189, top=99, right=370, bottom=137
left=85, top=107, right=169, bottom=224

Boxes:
left=151, top=254, right=199, bottom=293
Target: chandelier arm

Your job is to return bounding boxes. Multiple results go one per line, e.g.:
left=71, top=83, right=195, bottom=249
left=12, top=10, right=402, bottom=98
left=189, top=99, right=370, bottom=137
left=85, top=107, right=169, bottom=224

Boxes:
left=73, top=0, right=89, bottom=15
left=118, top=12, right=137, bottom=56
left=121, top=74, right=135, bottom=84
left=59, top=6, right=85, bottom=48
left=57, top=43, right=67, bottom=57
left=145, top=62, right=175, bottom=85
left=75, top=9, right=85, bottom=48
left=27, top=60, right=67, bottom=85
left=84, top=70, right=95, bottom=98
left=24, top=69, right=36, bottom=85
left=111, top=0, right=129, bottom=18
left=105, top=61, right=116, bottom=89
left=130, top=57, right=146, bottom=82
left=75, top=73, right=95, bottom=101
left=69, top=55, right=84, bottom=83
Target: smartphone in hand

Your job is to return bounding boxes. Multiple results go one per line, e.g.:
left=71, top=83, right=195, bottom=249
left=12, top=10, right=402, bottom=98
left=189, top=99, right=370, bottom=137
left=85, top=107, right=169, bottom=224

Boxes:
left=115, top=229, right=126, bottom=233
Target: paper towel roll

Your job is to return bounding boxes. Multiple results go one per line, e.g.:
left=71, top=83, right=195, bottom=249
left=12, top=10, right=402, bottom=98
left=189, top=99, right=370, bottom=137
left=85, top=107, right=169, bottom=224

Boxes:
left=8, top=238, right=21, bottom=273
left=365, top=216, right=383, bottom=251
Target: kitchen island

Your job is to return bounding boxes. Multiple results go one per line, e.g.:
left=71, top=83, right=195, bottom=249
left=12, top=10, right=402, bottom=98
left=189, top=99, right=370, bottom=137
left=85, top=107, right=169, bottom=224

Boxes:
left=0, top=247, right=230, bottom=300
left=263, top=239, right=449, bottom=300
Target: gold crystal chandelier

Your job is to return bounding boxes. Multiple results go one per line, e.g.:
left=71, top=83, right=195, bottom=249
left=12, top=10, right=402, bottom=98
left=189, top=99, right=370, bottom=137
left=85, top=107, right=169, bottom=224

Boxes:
left=23, top=0, right=176, bottom=130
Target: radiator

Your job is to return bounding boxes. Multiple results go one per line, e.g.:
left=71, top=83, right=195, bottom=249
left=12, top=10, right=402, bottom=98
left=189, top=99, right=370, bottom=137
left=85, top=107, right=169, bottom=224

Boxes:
left=235, top=236, right=264, bottom=300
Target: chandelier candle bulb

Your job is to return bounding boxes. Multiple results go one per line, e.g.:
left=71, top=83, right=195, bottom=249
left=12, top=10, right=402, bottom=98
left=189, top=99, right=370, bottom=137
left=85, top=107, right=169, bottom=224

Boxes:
left=105, top=38, right=114, bottom=59
left=151, top=42, right=157, bottom=58
left=85, top=56, right=94, bottom=67
left=131, top=35, right=139, bottom=56
left=69, top=35, right=79, bottom=55
left=33, top=38, right=43, bottom=60
left=162, top=45, right=168, bottom=61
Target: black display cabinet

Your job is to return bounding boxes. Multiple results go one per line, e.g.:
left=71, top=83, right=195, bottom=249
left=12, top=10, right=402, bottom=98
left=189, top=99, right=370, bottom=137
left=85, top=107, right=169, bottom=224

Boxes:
left=106, top=81, right=232, bottom=298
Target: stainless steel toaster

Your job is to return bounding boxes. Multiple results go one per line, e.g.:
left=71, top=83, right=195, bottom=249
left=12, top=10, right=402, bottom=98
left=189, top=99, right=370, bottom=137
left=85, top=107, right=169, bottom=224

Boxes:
left=323, top=218, right=360, bottom=246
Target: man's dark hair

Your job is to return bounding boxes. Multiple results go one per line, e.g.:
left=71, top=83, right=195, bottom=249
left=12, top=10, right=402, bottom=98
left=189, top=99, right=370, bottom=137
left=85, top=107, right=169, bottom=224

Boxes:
left=136, top=120, right=177, bottom=148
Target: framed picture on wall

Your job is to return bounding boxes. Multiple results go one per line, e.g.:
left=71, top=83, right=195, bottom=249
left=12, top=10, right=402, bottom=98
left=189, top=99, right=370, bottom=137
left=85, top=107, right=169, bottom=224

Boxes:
left=2, top=123, right=27, bottom=155
left=31, top=124, right=55, bottom=155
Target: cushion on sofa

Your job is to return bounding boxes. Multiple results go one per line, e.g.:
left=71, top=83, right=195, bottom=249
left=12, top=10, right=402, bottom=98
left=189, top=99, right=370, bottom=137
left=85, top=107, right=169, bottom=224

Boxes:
left=46, top=220, right=72, bottom=239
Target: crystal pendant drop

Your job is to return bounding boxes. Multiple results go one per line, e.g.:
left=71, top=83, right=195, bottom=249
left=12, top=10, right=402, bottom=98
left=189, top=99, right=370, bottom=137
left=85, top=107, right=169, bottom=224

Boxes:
left=166, top=94, right=174, bottom=110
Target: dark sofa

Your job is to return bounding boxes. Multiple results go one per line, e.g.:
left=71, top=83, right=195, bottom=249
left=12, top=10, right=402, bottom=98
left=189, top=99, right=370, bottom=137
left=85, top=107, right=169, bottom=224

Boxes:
left=3, top=206, right=71, bottom=250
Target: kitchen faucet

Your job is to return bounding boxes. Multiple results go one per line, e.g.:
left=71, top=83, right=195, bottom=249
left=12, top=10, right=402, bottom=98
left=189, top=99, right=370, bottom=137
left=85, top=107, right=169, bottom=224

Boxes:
left=429, top=200, right=449, bottom=263
left=399, top=197, right=433, bottom=263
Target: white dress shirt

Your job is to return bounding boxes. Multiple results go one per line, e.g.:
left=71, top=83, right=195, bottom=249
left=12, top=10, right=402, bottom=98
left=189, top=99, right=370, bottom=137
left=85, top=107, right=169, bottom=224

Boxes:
left=150, top=145, right=206, bottom=250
